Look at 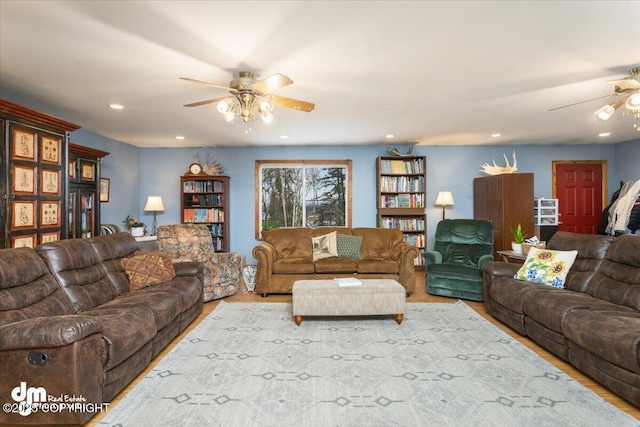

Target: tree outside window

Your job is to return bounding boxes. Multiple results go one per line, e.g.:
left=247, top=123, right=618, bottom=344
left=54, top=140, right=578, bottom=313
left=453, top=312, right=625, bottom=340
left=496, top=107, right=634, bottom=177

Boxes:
left=255, top=160, right=352, bottom=238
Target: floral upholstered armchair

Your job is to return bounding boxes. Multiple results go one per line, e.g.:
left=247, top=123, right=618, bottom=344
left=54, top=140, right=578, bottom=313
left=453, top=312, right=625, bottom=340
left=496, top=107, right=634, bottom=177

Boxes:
left=157, top=224, right=242, bottom=301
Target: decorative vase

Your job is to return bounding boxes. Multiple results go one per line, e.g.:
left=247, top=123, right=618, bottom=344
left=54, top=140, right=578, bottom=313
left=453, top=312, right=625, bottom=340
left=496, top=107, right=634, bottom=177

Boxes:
left=511, top=242, right=523, bottom=254
left=130, top=227, right=144, bottom=237
left=242, top=265, right=257, bottom=293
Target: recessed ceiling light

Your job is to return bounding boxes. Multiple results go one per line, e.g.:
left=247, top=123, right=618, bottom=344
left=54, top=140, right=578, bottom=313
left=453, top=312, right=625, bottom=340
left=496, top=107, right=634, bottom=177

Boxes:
left=280, top=135, right=289, bottom=139
left=109, top=104, right=124, bottom=110
left=175, top=135, right=185, bottom=140
left=598, top=132, right=611, bottom=137
left=491, top=133, right=501, bottom=138
left=385, top=134, right=395, bottom=139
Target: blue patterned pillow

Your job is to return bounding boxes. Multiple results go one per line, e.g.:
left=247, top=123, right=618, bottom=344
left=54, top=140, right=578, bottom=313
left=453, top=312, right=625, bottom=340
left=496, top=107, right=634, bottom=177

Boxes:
left=336, top=234, right=362, bottom=260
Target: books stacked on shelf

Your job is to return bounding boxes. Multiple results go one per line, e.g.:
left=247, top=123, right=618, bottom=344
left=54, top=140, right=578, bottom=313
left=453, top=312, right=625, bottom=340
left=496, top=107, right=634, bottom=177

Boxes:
left=183, top=180, right=224, bottom=193
left=212, top=237, right=224, bottom=251
left=380, top=216, right=425, bottom=231
left=206, top=223, right=224, bottom=236
left=183, top=208, right=224, bottom=223
left=379, top=158, right=424, bottom=175
left=184, top=194, right=222, bottom=207
left=380, top=193, right=424, bottom=208
left=379, top=176, right=425, bottom=192
left=402, top=234, right=425, bottom=248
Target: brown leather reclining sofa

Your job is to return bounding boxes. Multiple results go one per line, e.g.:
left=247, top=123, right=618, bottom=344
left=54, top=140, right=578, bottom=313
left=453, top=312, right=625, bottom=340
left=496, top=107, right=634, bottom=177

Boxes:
left=0, top=233, right=203, bottom=425
left=252, top=227, right=419, bottom=297
left=483, top=231, right=640, bottom=407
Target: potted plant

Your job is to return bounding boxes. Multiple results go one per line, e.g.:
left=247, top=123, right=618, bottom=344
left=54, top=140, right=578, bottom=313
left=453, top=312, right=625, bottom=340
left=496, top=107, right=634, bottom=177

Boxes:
left=509, top=224, right=527, bottom=254
left=123, top=215, right=146, bottom=237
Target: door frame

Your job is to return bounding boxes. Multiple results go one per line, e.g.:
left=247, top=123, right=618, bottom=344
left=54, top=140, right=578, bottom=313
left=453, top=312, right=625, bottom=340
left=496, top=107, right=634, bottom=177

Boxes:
left=552, top=160, right=608, bottom=229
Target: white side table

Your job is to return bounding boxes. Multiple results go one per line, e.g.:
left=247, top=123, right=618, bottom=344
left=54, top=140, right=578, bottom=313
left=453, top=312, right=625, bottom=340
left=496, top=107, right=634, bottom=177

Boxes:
left=134, top=235, right=158, bottom=252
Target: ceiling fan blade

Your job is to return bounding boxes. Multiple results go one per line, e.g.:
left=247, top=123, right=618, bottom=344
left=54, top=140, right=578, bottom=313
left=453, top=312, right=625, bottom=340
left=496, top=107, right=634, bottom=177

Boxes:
left=179, top=77, right=234, bottom=92
left=547, top=93, right=620, bottom=111
left=611, top=79, right=640, bottom=90
left=272, top=95, right=315, bottom=112
left=251, top=74, right=293, bottom=94
left=183, top=96, right=228, bottom=108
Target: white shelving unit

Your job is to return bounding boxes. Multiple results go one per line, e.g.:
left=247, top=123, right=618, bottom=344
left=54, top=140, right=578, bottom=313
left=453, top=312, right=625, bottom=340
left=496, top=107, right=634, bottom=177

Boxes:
left=534, top=199, right=558, bottom=226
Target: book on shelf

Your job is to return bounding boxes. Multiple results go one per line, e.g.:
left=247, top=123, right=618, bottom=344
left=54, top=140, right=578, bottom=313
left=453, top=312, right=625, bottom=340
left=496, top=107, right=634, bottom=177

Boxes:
left=334, top=277, right=362, bottom=286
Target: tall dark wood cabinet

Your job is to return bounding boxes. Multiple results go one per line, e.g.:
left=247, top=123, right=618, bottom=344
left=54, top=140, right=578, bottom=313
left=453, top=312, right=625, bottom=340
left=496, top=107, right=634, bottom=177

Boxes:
left=0, top=100, right=80, bottom=248
left=376, top=156, right=427, bottom=267
left=473, top=173, right=534, bottom=259
left=67, top=143, right=109, bottom=239
left=181, top=173, right=230, bottom=252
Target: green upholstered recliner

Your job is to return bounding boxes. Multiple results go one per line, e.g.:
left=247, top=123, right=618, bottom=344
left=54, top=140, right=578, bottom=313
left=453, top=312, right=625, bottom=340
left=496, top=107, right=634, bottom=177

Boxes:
left=422, top=219, right=494, bottom=301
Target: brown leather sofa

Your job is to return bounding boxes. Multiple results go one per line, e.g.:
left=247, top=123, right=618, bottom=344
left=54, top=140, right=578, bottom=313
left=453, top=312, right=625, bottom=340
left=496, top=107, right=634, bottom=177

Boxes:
left=0, top=233, right=203, bottom=425
left=252, top=227, right=419, bottom=296
left=483, top=231, right=640, bottom=407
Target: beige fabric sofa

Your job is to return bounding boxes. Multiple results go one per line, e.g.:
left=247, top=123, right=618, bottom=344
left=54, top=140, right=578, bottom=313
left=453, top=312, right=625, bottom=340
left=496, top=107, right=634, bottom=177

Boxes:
left=252, top=227, right=419, bottom=296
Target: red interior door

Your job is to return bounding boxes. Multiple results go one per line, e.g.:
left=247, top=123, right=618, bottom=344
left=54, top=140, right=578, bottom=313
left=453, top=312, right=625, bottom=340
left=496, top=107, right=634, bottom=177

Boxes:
left=553, top=162, right=606, bottom=234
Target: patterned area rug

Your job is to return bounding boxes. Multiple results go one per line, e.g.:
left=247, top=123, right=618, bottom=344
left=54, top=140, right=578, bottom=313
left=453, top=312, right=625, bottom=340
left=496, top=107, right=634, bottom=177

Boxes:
left=99, top=301, right=638, bottom=426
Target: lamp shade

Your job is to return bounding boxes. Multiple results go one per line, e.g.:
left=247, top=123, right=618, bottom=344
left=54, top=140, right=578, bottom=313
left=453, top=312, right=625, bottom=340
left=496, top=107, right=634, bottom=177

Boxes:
left=435, top=191, right=455, bottom=207
left=144, top=196, right=165, bottom=212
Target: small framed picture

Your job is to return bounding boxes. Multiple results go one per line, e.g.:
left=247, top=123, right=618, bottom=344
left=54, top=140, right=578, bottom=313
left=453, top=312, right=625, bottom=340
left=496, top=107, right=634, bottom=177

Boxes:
left=13, top=201, right=36, bottom=229
left=80, top=160, right=95, bottom=181
left=100, top=178, right=110, bottom=202
left=69, top=159, right=77, bottom=179
left=41, top=201, right=60, bottom=227
left=13, top=165, right=36, bottom=194
left=41, top=136, right=61, bottom=164
left=41, top=169, right=61, bottom=195
left=12, top=234, right=37, bottom=248
left=12, top=128, right=36, bottom=161
left=40, top=231, right=60, bottom=244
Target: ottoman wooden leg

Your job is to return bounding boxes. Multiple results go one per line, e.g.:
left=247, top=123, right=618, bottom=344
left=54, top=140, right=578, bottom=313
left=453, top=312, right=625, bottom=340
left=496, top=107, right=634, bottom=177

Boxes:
left=394, top=314, right=404, bottom=325
left=294, top=315, right=303, bottom=326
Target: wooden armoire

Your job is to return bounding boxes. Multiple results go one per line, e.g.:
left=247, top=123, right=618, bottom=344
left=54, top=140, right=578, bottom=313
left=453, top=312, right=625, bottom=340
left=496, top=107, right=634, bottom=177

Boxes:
left=473, top=173, right=534, bottom=259
left=0, top=99, right=81, bottom=248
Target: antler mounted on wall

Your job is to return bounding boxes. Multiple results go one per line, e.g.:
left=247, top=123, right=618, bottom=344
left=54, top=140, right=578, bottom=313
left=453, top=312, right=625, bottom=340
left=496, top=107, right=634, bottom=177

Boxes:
left=479, top=151, right=518, bottom=175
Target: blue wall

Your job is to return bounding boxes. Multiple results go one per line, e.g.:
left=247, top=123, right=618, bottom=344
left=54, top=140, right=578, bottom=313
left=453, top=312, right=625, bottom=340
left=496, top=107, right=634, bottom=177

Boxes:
left=615, top=140, right=640, bottom=184
left=72, top=128, right=639, bottom=262
left=72, top=129, right=140, bottom=227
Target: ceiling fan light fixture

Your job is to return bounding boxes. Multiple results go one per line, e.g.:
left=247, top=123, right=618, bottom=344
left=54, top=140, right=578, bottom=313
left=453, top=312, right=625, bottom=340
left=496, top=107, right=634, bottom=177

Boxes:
left=217, top=98, right=232, bottom=114
left=259, top=96, right=274, bottom=113
left=223, top=111, right=235, bottom=122
left=625, top=91, right=640, bottom=111
left=260, top=111, right=274, bottom=124
left=594, top=104, right=615, bottom=120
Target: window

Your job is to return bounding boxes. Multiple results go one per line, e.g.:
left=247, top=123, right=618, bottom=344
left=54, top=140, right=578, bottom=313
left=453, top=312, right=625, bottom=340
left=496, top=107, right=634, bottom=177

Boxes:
left=255, top=160, right=352, bottom=238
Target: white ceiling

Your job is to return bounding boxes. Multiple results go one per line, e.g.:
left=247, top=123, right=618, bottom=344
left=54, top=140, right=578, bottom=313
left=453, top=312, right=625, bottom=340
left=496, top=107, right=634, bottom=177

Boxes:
left=1, top=1, right=639, bottom=148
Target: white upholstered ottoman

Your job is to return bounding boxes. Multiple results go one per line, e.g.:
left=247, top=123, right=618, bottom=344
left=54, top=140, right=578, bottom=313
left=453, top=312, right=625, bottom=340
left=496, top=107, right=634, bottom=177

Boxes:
left=292, top=279, right=405, bottom=326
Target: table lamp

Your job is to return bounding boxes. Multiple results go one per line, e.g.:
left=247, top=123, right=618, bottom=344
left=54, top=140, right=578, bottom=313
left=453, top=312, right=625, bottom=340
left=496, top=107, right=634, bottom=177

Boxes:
left=435, top=191, right=455, bottom=220
left=144, top=196, right=165, bottom=236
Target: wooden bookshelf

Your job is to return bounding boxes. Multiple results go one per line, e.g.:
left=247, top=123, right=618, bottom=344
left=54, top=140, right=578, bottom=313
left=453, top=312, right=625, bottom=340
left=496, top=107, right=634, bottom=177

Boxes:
left=180, top=174, right=229, bottom=252
left=376, top=156, right=427, bottom=267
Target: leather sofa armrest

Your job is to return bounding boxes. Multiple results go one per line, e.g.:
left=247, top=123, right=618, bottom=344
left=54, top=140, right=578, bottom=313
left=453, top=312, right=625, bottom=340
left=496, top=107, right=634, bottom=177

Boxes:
left=252, top=242, right=275, bottom=292
left=477, top=254, right=494, bottom=270
left=173, top=260, right=203, bottom=277
left=483, top=261, right=520, bottom=278
left=0, top=315, right=103, bottom=351
left=422, top=251, right=442, bottom=266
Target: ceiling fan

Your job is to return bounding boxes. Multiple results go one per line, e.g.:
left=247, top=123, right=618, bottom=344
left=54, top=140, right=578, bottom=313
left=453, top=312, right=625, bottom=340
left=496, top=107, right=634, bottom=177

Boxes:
left=180, top=71, right=315, bottom=124
left=549, top=67, right=640, bottom=130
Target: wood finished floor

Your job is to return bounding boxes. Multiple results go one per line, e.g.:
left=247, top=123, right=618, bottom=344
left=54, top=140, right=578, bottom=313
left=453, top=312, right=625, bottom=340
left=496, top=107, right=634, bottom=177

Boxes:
left=87, top=276, right=640, bottom=425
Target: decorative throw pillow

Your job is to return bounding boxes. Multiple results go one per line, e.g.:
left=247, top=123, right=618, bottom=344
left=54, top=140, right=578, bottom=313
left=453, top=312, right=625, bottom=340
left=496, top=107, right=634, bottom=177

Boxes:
left=311, top=231, right=338, bottom=261
left=121, top=250, right=176, bottom=291
left=336, top=233, right=362, bottom=260
left=514, top=247, right=578, bottom=288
